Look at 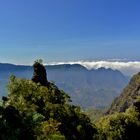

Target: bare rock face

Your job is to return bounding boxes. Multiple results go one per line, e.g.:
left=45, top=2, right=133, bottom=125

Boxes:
left=32, top=61, right=48, bottom=86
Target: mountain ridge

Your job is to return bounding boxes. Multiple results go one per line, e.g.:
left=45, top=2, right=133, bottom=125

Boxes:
left=0, top=63, right=129, bottom=109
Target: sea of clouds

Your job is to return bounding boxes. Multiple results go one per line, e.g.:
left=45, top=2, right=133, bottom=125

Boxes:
left=48, top=60, right=140, bottom=76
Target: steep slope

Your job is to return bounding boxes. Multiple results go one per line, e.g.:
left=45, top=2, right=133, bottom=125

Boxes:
left=107, top=72, right=140, bottom=114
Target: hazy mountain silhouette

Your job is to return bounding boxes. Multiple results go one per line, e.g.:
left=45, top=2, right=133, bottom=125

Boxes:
left=0, top=63, right=129, bottom=109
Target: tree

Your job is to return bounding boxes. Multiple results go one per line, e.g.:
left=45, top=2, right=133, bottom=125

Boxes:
left=0, top=61, right=97, bottom=140
left=95, top=97, right=140, bottom=140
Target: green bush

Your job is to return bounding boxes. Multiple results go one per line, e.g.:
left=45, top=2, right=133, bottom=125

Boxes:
left=95, top=100, right=140, bottom=140
left=0, top=75, right=96, bottom=140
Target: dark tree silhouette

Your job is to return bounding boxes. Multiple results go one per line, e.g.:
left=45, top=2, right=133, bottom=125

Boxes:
left=32, top=60, right=48, bottom=86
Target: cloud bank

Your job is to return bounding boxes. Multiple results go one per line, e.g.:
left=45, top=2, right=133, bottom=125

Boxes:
left=48, top=60, right=140, bottom=76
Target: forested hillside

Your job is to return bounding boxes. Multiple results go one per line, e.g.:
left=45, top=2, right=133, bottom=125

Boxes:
left=107, top=72, right=140, bottom=114
left=0, top=61, right=96, bottom=140
left=0, top=61, right=140, bottom=140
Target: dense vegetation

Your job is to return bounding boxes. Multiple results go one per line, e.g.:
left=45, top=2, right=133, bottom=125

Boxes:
left=0, top=61, right=140, bottom=140
left=95, top=98, right=140, bottom=140
left=0, top=61, right=96, bottom=140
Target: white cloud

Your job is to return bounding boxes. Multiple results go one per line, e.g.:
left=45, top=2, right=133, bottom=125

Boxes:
left=47, top=60, right=140, bottom=76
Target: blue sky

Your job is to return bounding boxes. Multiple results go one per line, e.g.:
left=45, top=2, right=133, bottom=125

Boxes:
left=0, top=0, right=140, bottom=64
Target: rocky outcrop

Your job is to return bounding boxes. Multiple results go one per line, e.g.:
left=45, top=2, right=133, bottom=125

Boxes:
left=32, top=61, right=48, bottom=86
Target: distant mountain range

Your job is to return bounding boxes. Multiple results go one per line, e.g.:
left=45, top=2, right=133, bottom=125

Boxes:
left=0, top=63, right=129, bottom=109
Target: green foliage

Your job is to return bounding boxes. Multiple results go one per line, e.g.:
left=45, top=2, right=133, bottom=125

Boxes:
left=96, top=73, right=140, bottom=139
left=0, top=75, right=96, bottom=140
left=1, top=64, right=140, bottom=140
left=95, top=98, right=140, bottom=140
